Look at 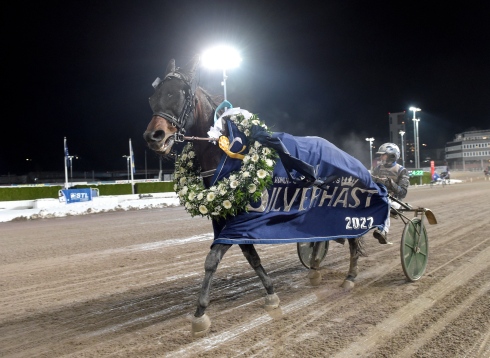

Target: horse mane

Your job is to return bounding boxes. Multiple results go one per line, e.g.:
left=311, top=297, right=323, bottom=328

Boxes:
left=194, top=86, right=229, bottom=137
left=197, top=87, right=222, bottom=109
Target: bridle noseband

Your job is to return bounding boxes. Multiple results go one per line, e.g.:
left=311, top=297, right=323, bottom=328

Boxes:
left=150, top=70, right=195, bottom=142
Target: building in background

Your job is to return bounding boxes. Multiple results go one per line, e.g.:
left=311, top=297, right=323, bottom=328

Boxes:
left=445, top=129, right=490, bottom=171
left=388, top=111, right=411, bottom=166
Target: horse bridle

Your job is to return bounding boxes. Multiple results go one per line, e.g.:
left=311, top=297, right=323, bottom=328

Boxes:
left=150, top=70, right=195, bottom=142
left=149, top=68, right=222, bottom=179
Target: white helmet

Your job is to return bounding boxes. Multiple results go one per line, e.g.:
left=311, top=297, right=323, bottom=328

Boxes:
left=376, top=143, right=400, bottom=165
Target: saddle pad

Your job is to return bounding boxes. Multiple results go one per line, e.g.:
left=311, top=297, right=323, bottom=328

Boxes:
left=213, top=132, right=389, bottom=245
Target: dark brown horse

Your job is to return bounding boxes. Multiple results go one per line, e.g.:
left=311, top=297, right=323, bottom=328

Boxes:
left=144, top=55, right=366, bottom=337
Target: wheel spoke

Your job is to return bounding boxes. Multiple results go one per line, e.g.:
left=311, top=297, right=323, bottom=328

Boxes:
left=400, top=218, right=429, bottom=281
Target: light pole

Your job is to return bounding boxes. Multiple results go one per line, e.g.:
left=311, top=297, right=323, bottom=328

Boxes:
left=122, top=155, right=130, bottom=181
left=409, top=107, right=421, bottom=169
left=399, top=130, right=405, bottom=167
left=67, top=155, right=78, bottom=181
left=365, top=137, right=375, bottom=171
left=202, top=45, right=241, bottom=101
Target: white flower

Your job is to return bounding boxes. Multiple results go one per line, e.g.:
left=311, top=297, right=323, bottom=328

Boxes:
left=174, top=115, right=275, bottom=219
left=257, top=169, right=267, bottom=179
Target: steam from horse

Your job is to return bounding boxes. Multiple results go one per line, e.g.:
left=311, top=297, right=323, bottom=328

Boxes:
left=143, top=55, right=389, bottom=337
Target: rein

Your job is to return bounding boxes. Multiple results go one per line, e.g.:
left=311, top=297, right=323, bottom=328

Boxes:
left=183, top=135, right=218, bottom=141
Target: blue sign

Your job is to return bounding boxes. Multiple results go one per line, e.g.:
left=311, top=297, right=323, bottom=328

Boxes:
left=60, top=189, right=93, bottom=204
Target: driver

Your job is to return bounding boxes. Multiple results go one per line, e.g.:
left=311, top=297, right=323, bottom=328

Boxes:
left=370, top=143, right=410, bottom=244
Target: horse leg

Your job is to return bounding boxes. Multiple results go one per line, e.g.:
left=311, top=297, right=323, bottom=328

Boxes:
left=239, top=244, right=280, bottom=309
left=192, top=243, right=232, bottom=338
left=308, top=242, right=324, bottom=286
left=341, top=236, right=367, bottom=289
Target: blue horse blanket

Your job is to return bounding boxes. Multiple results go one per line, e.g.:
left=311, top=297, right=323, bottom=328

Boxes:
left=212, top=130, right=390, bottom=245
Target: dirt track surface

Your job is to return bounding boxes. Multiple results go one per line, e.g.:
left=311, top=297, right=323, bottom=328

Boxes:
left=1, top=179, right=490, bottom=357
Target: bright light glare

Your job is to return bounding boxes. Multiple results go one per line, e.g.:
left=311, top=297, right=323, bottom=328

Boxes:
left=202, top=46, right=242, bottom=70
left=409, top=107, right=421, bottom=112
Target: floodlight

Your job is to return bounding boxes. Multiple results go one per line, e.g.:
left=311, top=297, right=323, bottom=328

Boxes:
left=202, top=45, right=242, bottom=101
left=202, top=46, right=241, bottom=70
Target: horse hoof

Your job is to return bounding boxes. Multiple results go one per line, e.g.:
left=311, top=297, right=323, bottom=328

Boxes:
left=341, top=279, right=355, bottom=290
left=191, top=314, right=211, bottom=338
left=264, top=293, right=280, bottom=310
left=308, top=269, right=322, bottom=286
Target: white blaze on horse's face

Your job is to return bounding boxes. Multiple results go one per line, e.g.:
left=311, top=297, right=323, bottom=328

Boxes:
left=145, top=116, right=178, bottom=154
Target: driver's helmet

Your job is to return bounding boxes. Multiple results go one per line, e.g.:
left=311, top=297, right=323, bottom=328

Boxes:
left=376, top=143, right=400, bottom=165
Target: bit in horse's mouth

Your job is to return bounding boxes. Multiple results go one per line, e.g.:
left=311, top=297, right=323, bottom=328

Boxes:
left=159, top=135, right=175, bottom=154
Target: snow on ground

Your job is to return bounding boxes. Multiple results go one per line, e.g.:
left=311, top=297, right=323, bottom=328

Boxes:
left=0, top=192, right=180, bottom=223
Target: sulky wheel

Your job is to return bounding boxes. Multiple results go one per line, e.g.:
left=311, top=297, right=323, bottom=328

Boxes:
left=400, top=217, right=429, bottom=281
left=297, top=241, right=329, bottom=269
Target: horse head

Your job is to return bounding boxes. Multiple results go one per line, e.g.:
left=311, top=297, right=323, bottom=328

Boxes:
left=144, top=55, right=200, bottom=155
left=143, top=55, right=224, bottom=186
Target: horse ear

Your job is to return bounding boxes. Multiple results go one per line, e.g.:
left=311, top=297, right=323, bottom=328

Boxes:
left=182, top=54, right=200, bottom=81
left=165, top=59, right=176, bottom=76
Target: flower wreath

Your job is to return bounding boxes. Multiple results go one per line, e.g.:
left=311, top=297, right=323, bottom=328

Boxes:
left=173, top=113, right=277, bottom=219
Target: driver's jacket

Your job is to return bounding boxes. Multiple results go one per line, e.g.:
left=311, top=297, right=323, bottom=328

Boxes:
left=372, top=163, right=409, bottom=200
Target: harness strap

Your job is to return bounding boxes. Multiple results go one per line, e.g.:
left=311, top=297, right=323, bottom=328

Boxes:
left=200, top=169, right=216, bottom=178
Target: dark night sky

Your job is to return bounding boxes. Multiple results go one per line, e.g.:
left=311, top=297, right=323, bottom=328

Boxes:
left=2, top=1, right=489, bottom=175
